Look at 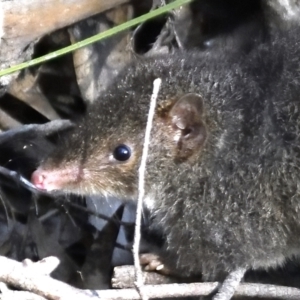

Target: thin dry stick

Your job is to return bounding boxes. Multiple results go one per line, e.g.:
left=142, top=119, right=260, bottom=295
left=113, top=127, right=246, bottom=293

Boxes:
left=0, top=1, right=3, bottom=45
left=1, top=256, right=300, bottom=299
left=0, top=256, right=95, bottom=300
left=213, top=267, right=246, bottom=300
left=133, top=78, right=162, bottom=300
left=99, top=282, right=300, bottom=300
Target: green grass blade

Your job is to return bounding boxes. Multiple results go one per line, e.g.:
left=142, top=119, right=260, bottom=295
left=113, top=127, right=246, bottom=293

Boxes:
left=0, top=0, right=192, bottom=77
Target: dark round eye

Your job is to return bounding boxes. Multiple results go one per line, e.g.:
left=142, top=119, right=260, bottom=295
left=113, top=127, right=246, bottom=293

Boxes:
left=113, top=144, right=131, bottom=161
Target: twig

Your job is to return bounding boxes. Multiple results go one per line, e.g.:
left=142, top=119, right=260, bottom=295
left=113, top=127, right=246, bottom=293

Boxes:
left=0, top=288, right=47, bottom=300
left=0, top=1, right=3, bottom=46
left=0, top=166, right=39, bottom=193
left=0, top=256, right=96, bottom=300
left=98, top=282, right=300, bottom=300
left=133, top=78, right=162, bottom=300
left=213, top=267, right=246, bottom=300
left=112, top=265, right=177, bottom=289
left=21, top=257, right=60, bottom=275
left=0, top=256, right=300, bottom=299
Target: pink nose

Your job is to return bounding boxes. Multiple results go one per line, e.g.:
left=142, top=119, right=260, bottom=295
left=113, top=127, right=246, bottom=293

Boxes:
left=31, top=170, right=48, bottom=190
left=31, top=169, right=61, bottom=191
left=31, top=167, right=79, bottom=192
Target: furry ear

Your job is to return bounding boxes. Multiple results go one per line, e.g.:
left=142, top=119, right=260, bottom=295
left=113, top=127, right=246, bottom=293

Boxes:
left=169, top=93, right=207, bottom=161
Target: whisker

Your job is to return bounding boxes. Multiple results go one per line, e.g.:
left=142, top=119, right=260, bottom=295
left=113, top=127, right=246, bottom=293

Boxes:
left=38, top=209, right=60, bottom=222
left=66, top=201, right=133, bottom=227
left=0, top=188, right=10, bottom=225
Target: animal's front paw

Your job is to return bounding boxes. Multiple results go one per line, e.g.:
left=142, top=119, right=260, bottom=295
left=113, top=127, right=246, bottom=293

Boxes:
left=139, top=253, right=171, bottom=275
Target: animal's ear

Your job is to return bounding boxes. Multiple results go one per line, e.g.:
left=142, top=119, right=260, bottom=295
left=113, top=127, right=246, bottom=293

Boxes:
left=169, top=93, right=207, bottom=161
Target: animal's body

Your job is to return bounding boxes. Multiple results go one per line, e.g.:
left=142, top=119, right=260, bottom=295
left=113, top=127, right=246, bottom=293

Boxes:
left=32, top=27, right=300, bottom=281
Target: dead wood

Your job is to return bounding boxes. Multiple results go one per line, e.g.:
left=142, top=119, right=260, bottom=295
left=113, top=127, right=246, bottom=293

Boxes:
left=0, top=0, right=130, bottom=91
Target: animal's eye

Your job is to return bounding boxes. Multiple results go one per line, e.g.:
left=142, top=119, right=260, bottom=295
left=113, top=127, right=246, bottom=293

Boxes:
left=113, top=144, right=131, bottom=161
